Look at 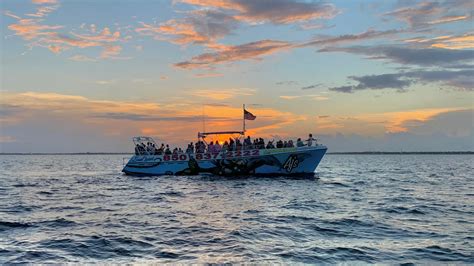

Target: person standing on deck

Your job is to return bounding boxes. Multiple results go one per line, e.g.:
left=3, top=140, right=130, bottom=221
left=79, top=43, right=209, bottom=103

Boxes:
left=307, top=134, right=316, bottom=146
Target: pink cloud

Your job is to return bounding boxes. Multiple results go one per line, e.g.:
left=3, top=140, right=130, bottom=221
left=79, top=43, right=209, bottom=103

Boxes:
left=32, top=0, right=58, bottom=4
left=178, top=0, right=338, bottom=24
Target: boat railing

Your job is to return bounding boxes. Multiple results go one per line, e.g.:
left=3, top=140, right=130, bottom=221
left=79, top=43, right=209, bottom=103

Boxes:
left=132, top=143, right=324, bottom=157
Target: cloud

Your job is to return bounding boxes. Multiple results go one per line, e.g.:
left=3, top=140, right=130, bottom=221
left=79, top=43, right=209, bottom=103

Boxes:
left=279, top=95, right=301, bottom=100
left=68, top=55, right=97, bottom=62
left=330, top=73, right=412, bottom=93
left=428, top=34, right=474, bottom=50
left=280, top=94, right=328, bottom=100
left=276, top=80, right=298, bottom=85
left=32, top=0, right=58, bottom=4
left=401, top=109, right=474, bottom=137
left=174, top=39, right=292, bottom=69
left=319, top=46, right=474, bottom=67
left=406, top=69, right=474, bottom=91
left=301, top=83, right=322, bottom=90
left=95, top=80, right=115, bottom=85
left=5, top=2, right=127, bottom=60
left=299, top=29, right=403, bottom=47
left=428, top=14, right=471, bottom=25
left=7, top=18, right=63, bottom=40
left=403, top=33, right=474, bottom=50
left=329, top=69, right=474, bottom=93
left=178, top=0, right=339, bottom=24
left=91, top=112, right=231, bottom=122
left=190, top=88, right=256, bottom=100
left=312, top=95, right=329, bottom=101
left=0, top=91, right=302, bottom=152
left=384, top=0, right=473, bottom=28
left=100, top=45, right=122, bottom=59
left=328, top=85, right=353, bottom=93
left=172, top=28, right=408, bottom=70
left=193, top=72, right=224, bottom=78
left=0, top=135, right=17, bottom=143
left=299, top=22, right=334, bottom=30
left=136, top=9, right=238, bottom=48
left=26, top=4, right=59, bottom=18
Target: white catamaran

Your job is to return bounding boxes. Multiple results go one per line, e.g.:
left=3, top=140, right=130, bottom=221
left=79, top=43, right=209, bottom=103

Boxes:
left=122, top=105, right=327, bottom=176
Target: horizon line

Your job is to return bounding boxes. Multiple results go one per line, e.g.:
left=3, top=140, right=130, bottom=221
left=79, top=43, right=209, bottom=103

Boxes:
left=0, top=151, right=473, bottom=155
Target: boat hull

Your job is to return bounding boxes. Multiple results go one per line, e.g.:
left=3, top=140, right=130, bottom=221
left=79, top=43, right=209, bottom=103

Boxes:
left=123, top=146, right=327, bottom=176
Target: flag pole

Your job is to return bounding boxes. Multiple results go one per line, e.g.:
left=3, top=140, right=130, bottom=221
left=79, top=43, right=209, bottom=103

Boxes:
left=243, top=104, right=246, bottom=137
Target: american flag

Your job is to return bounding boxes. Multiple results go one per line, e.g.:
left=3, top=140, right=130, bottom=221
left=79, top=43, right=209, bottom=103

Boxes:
left=244, top=109, right=256, bottom=120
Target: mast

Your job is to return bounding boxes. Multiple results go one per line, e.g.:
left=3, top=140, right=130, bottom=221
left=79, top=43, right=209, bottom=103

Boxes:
left=202, top=104, right=206, bottom=133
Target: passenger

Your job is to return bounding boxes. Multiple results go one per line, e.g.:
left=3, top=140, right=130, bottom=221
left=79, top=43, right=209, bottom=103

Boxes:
left=235, top=139, right=242, bottom=151
left=198, top=141, right=206, bottom=153
left=215, top=141, right=221, bottom=153
left=134, top=144, right=140, bottom=155
left=266, top=140, right=275, bottom=149
left=283, top=141, right=288, bottom=148
left=165, top=145, right=171, bottom=155
left=140, top=143, right=147, bottom=154
left=157, top=144, right=164, bottom=155
left=251, top=139, right=256, bottom=150
left=288, top=140, right=294, bottom=147
left=244, top=136, right=252, bottom=150
left=276, top=140, right=283, bottom=148
left=172, top=147, right=178, bottom=154
left=229, top=138, right=234, bottom=151
left=186, top=144, right=192, bottom=154
left=307, top=133, right=316, bottom=146
left=178, top=148, right=183, bottom=154
left=222, top=141, right=229, bottom=152
left=259, top=138, right=265, bottom=149
left=208, top=141, right=215, bottom=153
left=296, top=138, right=304, bottom=147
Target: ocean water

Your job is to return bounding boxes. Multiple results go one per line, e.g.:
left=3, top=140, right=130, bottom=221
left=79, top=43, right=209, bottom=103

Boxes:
left=0, top=154, right=473, bottom=263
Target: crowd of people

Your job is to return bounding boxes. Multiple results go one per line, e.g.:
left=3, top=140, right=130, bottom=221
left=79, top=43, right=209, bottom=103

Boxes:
left=135, top=134, right=317, bottom=156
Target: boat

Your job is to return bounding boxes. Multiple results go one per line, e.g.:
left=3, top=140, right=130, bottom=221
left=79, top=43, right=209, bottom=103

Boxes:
left=122, top=106, right=327, bottom=176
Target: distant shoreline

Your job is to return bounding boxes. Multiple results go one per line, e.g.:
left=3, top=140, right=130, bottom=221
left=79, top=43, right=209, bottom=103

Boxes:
left=0, top=151, right=473, bottom=155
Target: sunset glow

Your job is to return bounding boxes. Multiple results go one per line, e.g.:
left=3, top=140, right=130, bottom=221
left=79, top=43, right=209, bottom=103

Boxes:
left=1, top=0, right=473, bottom=152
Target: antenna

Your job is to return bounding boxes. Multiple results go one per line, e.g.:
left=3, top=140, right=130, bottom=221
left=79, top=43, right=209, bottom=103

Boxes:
left=202, top=104, right=206, bottom=133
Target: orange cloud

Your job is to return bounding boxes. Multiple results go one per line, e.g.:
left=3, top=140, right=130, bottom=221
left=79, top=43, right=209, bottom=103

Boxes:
left=428, top=15, right=470, bottom=25
left=279, top=95, right=301, bottom=100
left=136, top=20, right=209, bottom=45
left=5, top=3, right=127, bottom=60
left=178, top=0, right=241, bottom=10
left=404, top=33, right=474, bottom=50
left=8, top=19, right=63, bottom=40
left=100, top=45, right=122, bottom=59
left=0, top=91, right=306, bottom=145
left=430, top=34, right=474, bottom=50
left=26, top=4, right=59, bottom=18
left=191, top=88, right=256, bottom=100
left=136, top=9, right=237, bottom=49
left=68, top=55, right=97, bottom=62
left=352, top=108, right=465, bottom=134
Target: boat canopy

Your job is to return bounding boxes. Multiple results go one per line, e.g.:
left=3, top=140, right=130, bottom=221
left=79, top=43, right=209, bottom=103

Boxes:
left=133, top=136, right=157, bottom=146
left=198, top=131, right=244, bottom=138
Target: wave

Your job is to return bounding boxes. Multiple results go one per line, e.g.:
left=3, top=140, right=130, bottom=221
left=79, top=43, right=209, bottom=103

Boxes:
left=0, top=221, right=31, bottom=231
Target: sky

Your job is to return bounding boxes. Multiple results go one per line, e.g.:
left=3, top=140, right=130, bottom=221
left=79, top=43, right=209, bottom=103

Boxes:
left=0, top=0, right=473, bottom=153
